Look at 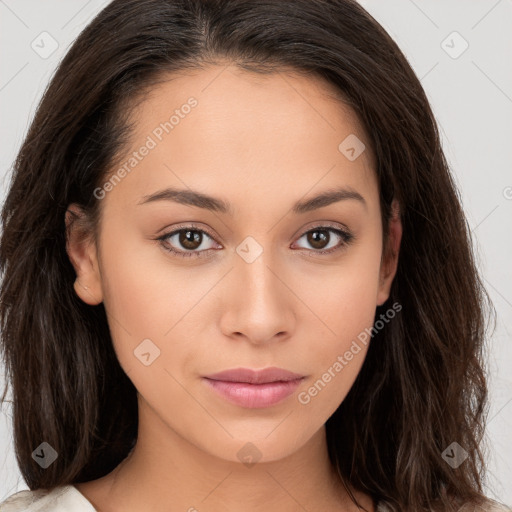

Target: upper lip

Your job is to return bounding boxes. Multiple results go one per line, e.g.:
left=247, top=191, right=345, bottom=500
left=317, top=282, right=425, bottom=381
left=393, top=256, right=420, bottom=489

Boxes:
left=204, top=367, right=304, bottom=384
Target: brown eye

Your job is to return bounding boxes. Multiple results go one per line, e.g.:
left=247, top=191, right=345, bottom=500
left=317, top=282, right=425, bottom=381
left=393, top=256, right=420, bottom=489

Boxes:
left=306, top=229, right=330, bottom=250
left=293, top=226, right=354, bottom=255
left=178, top=230, right=203, bottom=250
left=157, top=226, right=219, bottom=258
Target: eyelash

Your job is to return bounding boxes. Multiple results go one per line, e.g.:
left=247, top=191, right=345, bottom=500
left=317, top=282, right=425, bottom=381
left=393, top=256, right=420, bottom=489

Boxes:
left=156, top=223, right=354, bottom=259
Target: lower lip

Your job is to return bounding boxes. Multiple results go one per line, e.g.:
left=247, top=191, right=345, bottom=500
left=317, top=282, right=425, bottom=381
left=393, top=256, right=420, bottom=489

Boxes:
left=202, top=377, right=304, bottom=408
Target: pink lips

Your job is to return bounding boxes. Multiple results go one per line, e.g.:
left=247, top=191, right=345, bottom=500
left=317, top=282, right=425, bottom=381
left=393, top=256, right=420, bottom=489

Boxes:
left=202, top=367, right=305, bottom=408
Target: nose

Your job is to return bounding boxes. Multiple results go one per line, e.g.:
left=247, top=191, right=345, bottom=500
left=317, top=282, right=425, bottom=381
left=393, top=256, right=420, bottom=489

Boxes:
left=219, top=250, right=295, bottom=346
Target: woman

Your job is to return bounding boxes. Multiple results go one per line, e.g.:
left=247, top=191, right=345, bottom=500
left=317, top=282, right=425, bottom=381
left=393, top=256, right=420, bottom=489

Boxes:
left=0, top=0, right=508, bottom=511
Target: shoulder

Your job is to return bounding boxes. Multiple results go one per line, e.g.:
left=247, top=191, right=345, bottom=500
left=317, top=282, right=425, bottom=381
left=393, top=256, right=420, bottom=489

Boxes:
left=375, top=499, right=511, bottom=512
left=0, top=485, right=97, bottom=511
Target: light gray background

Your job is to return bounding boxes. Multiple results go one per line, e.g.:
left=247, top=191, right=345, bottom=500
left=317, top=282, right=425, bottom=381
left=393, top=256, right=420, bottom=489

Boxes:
left=0, top=0, right=511, bottom=506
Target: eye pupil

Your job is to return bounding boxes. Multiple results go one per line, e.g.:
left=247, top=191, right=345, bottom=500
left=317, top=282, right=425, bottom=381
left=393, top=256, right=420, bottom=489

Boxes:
left=180, top=230, right=202, bottom=249
left=161, top=225, right=350, bottom=258
left=308, top=230, right=329, bottom=249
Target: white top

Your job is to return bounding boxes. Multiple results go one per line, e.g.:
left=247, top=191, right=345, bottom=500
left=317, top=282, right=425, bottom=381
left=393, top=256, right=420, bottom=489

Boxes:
left=0, top=485, right=510, bottom=512
left=0, top=486, right=96, bottom=511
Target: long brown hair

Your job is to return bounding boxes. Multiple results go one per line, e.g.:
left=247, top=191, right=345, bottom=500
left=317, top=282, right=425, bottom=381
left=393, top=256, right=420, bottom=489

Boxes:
left=0, top=1, right=496, bottom=510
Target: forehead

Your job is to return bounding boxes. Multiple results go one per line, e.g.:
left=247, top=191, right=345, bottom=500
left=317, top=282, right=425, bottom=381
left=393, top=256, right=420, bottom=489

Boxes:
left=131, top=64, right=370, bottom=151
left=104, top=64, right=377, bottom=215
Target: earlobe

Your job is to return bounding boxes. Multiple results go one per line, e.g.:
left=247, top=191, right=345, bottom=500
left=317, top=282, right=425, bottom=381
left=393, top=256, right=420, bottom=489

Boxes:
left=65, top=204, right=103, bottom=305
left=72, top=278, right=102, bottom=306
left=376, top=200, right=402, bottom=306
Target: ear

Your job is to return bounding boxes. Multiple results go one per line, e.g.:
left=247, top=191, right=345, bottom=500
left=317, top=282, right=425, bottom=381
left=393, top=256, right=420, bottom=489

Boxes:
left=65, top=204, right=103, bottom=305
left=376, top=199, right=402, bottom=306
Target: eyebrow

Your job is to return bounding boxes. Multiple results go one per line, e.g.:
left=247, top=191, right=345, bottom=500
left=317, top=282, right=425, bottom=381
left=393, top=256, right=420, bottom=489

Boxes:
left=137, top=186, right=366, bottom=214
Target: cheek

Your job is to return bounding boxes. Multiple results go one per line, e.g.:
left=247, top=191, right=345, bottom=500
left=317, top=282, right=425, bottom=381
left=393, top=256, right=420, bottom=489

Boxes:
left=294, top=290, right=375, bottom=419
left=294, top=244, right=382, bottom=407
left=99, top=213, right=183, bottom=313
left=97, top=223, right=221, bottom=384
left=296, top=238, right=382, bottom=341
left=97, top=223, right=176, bottom=368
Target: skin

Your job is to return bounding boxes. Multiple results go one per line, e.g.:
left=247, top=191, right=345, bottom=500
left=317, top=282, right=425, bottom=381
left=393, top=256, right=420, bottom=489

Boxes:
left=67, top=63, right=402, bottom=512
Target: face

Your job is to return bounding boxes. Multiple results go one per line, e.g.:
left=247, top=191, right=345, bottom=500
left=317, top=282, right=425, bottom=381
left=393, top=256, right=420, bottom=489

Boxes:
left=67, top=64, right=401, bottom=464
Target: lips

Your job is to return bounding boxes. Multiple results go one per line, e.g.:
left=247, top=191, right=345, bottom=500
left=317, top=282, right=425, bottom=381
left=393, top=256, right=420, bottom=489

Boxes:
left=203, top=366, right=304, bottom=384
left=202, top=367, right=306, bottom=408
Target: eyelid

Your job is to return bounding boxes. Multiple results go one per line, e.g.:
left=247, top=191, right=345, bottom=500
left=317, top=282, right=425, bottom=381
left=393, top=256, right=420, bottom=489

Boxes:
left=291, top=222, right=354, bottom=253
left=299, top=220, right=351, bottom=236
left=155, top=222, right=221, bottom=259
left=157, top=221, right=350, bottom=243
left=156, top=221, right=354, bottom=258
left=158, top=222, right=218, bottom=240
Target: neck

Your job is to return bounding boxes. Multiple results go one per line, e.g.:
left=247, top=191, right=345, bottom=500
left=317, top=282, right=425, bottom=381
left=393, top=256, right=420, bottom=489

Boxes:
left=77, top=396, right=374, bottom=512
